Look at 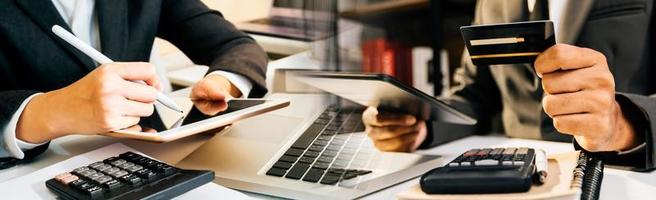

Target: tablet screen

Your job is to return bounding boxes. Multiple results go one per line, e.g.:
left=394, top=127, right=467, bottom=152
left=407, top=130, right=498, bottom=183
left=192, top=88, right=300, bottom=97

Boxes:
left=137, top=99, right=266, bottom=132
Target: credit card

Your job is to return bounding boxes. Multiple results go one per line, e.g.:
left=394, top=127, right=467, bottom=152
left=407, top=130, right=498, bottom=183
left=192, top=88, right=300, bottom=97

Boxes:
left=460, top=20, right=555, bottom=65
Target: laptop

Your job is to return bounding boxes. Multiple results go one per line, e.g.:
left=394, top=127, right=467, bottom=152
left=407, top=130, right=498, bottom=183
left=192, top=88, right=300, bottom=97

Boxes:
left=236, top=0, right=344, bottom=42
left=176, top=90, right=452, bottom=199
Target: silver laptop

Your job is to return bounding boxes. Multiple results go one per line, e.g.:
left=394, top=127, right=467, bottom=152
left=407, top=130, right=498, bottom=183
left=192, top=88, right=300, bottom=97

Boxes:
left=176, top=91, right=446, bottom=199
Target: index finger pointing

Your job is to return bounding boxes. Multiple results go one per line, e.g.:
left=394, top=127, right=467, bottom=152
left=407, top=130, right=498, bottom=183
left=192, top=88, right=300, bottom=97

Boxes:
left=534, top=44, right=604, bottom=77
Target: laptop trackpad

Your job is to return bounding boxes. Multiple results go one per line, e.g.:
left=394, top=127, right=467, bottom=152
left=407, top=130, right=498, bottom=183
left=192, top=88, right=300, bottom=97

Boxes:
left=223, top=114, right=303, bottom=144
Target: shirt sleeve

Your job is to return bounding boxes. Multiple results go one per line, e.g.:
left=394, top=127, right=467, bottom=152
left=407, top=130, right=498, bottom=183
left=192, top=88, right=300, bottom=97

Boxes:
left=2, top=93, right=48, bottom=159
left=206, top=70, right=253, bottom=98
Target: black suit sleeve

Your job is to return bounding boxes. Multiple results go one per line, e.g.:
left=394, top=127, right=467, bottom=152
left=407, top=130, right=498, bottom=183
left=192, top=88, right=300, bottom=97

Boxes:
left=156, top=0, right=268, bottom=97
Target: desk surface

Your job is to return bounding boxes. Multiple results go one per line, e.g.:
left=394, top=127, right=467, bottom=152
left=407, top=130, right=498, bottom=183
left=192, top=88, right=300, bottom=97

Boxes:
left=3, top=134, right=654, bottom=199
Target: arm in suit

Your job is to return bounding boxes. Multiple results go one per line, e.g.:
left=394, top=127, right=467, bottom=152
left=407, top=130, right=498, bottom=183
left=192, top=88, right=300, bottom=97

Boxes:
left=156, top=0, right=268, bottom=97
left=0, top=49, right=49, bottom=169
left=419, top=50, right=503, bottom=148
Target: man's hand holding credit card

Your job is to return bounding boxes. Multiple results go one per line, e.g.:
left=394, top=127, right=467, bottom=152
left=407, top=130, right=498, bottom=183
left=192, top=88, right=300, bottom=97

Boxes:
left=460, top=20, right=555, bottom=65
left=459, top=21, right=642, bottom=153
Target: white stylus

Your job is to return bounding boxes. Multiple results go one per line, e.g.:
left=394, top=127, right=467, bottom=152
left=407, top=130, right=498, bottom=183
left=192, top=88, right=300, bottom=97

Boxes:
left=51, top=25, right=183, bottom=113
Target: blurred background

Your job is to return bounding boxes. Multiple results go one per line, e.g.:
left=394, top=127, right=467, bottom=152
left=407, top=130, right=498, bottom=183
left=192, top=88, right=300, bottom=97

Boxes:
left=160, top=0, right=477, bottom=97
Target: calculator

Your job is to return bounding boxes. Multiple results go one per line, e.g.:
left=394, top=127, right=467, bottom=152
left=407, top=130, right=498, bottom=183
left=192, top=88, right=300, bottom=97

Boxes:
left=420, top=147, right=536, bottom=194
left=46, top=152, right=214, bottom=200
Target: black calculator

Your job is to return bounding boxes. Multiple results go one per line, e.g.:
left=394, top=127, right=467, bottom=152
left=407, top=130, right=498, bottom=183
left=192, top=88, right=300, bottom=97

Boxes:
left=46, top=152, right=214, bottom=200
left=420, top=147, right=536, bottom=194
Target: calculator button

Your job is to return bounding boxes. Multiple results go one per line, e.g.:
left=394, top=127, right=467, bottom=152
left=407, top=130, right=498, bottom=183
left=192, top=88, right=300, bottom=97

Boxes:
left=513, top=161, right=525, bottom=166
left=84, top=186, right=104, bottom=199
left=462, top=149, right=479, bottom=157
left=77, top=169, right=97, bottom=177
left=144, top=160, right=160, bottom=168
left=135, top=168, right=157, bottom=181
left=448, top=162, right=460, bottom=167
left=60, top=175, right=80, bottom=184
left=93, top=175, right=113, bottom=185
left=476, top=148, right=492, bottom=156
left=490, top=148, right=504, bottom=155
left=54, top=172, right=72, bottom=181
left=89, top=162, right=104, bottom=168
left=103, top=157, right=118, bottom=164
left=119, top=152, right=141, bottom=161
left=460, top=162, right=472, bottom=166
left=102, top=167, right=120, bottom=174
left=126, top=165, right=144, bottom=173
left=110, top=159, right=127, bottom=166
left=154, top=163, right=177, bottom=176
left=109, top=170, right=129, bottom=179
left=69, top=179, right=87, bottom=188
left=119, top=174, right=143, bottom=185
left=135, top=157, right=150, bottom=165
left=474, top=159, right=499, bottom=166
left=516, top=147, right=529, bottom=155
left=102, top=179, right=123, bottom=190
left=502, top=161, right=514, bottom=166
left=502, top=148, right=517, bottom=155
left=92, top=163, right=112, bottom=171
left=73, top=167, right=90, bottom=174
left=117, top=162, right=135, bottom=169
left=87, top=172, right=104, bottom=180
left=73, top=182, right=95, bottom=191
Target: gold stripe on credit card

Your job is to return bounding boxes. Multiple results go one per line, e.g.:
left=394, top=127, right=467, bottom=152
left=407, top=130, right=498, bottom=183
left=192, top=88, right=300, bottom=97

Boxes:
left=470, top=52, right=541, bottom=59
left=470, top=37, right=525, bottom=46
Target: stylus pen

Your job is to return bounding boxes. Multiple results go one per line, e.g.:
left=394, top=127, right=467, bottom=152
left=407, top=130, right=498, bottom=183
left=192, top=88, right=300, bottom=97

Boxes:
left=51, top=25, right=183, bottom=113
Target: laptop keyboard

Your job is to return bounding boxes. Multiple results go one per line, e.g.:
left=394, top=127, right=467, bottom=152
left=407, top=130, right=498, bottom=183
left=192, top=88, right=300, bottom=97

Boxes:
left=266, top=105, right=375, bottom=186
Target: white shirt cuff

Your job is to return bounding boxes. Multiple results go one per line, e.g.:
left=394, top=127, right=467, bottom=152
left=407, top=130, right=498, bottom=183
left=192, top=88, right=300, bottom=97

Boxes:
left=206, top=71, right=253, bottom=98
left=3, top=93, right=48, bottom=159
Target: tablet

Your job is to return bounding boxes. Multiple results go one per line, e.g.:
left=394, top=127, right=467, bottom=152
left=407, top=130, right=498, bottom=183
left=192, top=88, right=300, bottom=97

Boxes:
left=102, top=98, right=290, bottom=142
left=295, top=71, right=476, bottom=125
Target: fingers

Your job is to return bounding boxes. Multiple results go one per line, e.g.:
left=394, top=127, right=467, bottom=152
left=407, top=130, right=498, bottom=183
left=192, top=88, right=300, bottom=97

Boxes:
left=190, top=79, right=229, bottom=101
left=551, top=113, right=602, bottom=138
left=372, top=131, right=420, bottom=152
left=121, top=81, right=158, bottom=103
left=534, top=44, right=605, bottom=77
left=106, top=62, right=161, bottom=90
left=121, top=100, right=155, bottom=117
left=103, top=116, right=140, bottom=132
left=366, top=123, right=420, bottom=140
left=542, top=91, right=601, bottom=117
left=193, top=100, right=228, bottom=115
left=541, top=68, right=589, bottom=94
left=362, top=107, right=416, bottom=127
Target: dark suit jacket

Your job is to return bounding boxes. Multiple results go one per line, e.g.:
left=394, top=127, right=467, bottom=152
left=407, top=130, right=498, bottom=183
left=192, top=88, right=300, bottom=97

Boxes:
left=422, top=0, right=656, bottom=171
left=0, top=0, right=268, bottom=168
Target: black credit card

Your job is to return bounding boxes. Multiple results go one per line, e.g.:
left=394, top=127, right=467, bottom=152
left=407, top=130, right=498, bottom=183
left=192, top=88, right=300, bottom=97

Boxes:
left=460, top=20, right=555, bottom=65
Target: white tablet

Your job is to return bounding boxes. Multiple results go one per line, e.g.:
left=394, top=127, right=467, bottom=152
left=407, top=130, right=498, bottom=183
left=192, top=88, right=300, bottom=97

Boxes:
left=103, top=97, right=290, bottom=142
